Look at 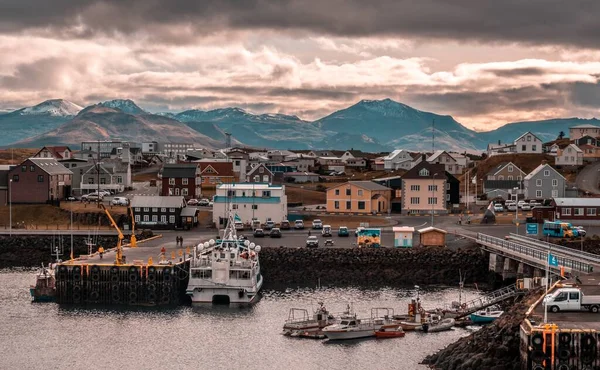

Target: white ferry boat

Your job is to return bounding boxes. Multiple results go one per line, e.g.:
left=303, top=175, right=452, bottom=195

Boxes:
left=186, top=214, right=264, bottom=304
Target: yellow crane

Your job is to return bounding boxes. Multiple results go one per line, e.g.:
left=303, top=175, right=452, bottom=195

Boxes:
left=101, top=204, right=125, bottom=265
left=128, top=206, right=137, bottom=248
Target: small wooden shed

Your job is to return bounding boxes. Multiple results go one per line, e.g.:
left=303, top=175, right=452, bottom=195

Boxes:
left=418, top=227, right=447, bottom=247
left=393, top=226, right=415, bottom=247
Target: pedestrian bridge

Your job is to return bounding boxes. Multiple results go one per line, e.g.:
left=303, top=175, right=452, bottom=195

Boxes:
left=461, top=232, right=599, bottom=279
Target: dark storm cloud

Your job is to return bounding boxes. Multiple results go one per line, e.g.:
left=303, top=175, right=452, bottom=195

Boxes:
left=570, top=82, right=600, bottom=108
left=3, top=1, right=600, bottom=47
left=485, top=67, right=548, bottom=78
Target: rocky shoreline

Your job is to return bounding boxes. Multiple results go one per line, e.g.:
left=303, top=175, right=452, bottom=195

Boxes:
left=422, top=287, right=543, bottom=370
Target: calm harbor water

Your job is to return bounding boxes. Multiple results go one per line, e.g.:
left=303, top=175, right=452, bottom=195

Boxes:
left=0, top=272, right=482, bottom=370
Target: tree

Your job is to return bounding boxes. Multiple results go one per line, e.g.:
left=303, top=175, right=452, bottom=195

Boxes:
left=558, top=131, right=565, bottom=140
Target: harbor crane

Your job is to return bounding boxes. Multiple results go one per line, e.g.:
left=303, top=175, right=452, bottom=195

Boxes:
left=101, top=204, right=125, bottom=265
left=128, top=206, right=137, bottom=248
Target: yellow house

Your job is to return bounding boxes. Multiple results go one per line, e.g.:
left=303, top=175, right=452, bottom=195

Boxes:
left=326, top=181, right=392, bottom=214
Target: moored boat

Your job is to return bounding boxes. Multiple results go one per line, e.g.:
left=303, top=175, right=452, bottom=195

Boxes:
left=30, top=264, right=56, bottom=302
left=323, top=307, right=395, bottom=340
left=375, top=324, right=405, bottom=339
left=283, top=302, right=339, bottom=336
left=422, top=316, right=455, bottom=333
left=470, top=308, right=503, bottom=324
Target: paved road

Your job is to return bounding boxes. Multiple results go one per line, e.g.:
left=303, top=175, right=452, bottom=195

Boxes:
left=576, top=161, right=600, bottom=195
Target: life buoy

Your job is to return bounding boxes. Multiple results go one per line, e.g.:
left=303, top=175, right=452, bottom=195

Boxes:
left=162, top=286, right=171, bottom=295
left=91, top=265, right=100, bottom=273
left=163, top=272, right=171, bottom=282
left=161, top=296, right=170, bottom=304
left=241, top=252, right=248, bottom=259
left=91, top=273, right=100, bottom=282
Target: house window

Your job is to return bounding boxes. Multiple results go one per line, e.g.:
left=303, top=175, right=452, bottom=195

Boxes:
left=182, top=178, right=188, bottom=185
left=169, top=178, right=175, bottom=185
left=536, top=179, right=542, bottom=186
left=410, top=185, right=420, bottom=191
left=358, top=201, right=365, bottom=210
left=232, top=204, right=238, bottom=209
left=346, top=201, right=351, bottom=209
left=419, top=168, right=429, bottom=176
left=588, top=208, right=597, bottom=216
left=446, top=183, right=450, bottom=190
left=135, top=207, right=140, bottom=212
left=410, top=197, right=420, bottom=204
left=175, top=188, right=180, bottom=195
left=161, top=215, right=167, bottom=223
left=12, top=174, right=18, bottom=182
left=100, top=178, right=106, bottom=184
left=544, top=170, right=550, bottom=176
left=263, top=175, right=269, bottom=182
left=117, top=176, right=123, bottom=184
left=522, top=145, right=526, bottom=151
left=252, top=205, right=258, bottom=210
left=152, top=215, right=158, bottom=222
left=143, top=207, right=149, bottom=212
left=552, top=190, right=558, bottom=197
left=182, top=188, right=188, bottom=196
left=446, top=194, right=450, bottom=201
left=30, top=165, right=35, bottom=172
left=574, top=208, right=584, bottom=216
left=428, top=185, right=438, bottom=191
left=527, top=135, right=531, bottom=141
left=254, top=175, right=260, bottom=182
left=169, top=208, right=175, bottom=212
left=35, top=174, right=44, bottom=182
left=357, top=190, right=363, bottom=196
left=335, top=189, right=340, bottom=196
left=532, top=145, right=537, bottom=151
left=508, top=165, right=513, bottom=172
left=508, top=176, right=513, bottom=180
left=498, top=176, right=504, bottom=180
left=536, top=190, right=542, bottom=198
left=334, top=201, right=339, bottom=209
left=428, top=197, right=438, bottom=205
left=346, top=188, right=351, bottom=196
left=169, top=216, right=175, bottom=224
left=21, top=165, right=26, bottom=172
left=152, top=207, right=158, bottom=212
left=552, top=179, right=558, bottom=186
left=143, top=215, right=149, bottom=222
left=259, top=167, right=264, bottom=173
left=263, top=191, right=271, bottom=197
left=134, top=215, right=140, bottom=222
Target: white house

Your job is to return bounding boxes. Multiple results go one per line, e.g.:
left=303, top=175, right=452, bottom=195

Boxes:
left=212, top=183, right=288, bottom=225
left=426, top=150, right=463, bottom=174
left=570, top=124, right=600, bottom=141
left=383, top=149, right=414, bottom=170
left=487, top=141, right=515, bottom=157
left=555, top=144, right=583, bottom=166
left=514, top=132, right=542, bottom=154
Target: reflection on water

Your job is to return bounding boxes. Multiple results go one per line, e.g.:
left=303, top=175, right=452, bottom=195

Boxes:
left=0, top=272, right=481, bottom=370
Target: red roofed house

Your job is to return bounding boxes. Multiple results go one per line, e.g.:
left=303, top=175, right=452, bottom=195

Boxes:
left=196, top=161, right=237, bottom=196
left=34, top=146, right=73, bottom=160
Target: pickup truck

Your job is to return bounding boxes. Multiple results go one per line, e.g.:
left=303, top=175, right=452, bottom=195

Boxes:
left=544, top=287, right=600, bottom=313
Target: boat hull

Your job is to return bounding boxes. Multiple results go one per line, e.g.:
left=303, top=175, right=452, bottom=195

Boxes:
left=422, top=319, right=455, bottom=333
left=30, top=287, right=55, bottom=303
left=189, top=287, right=261, bottom=304
left=469, top=314, right=498, bottom=324
left=399, top=322, right=423, bottom=331
left=323, top=329, right=376, bottom=340
left=375, top=331, right=405, bottom=339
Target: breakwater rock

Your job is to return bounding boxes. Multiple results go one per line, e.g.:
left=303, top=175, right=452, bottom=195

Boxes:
left=422, top=287, right=543, bottom=370
left=259, top=246, right=493, bottom=288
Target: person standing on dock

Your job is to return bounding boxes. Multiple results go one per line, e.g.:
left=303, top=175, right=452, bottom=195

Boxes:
left=176, top=236, right=180, bottom=247
left=180, top=236, right=184, bottom=247
left=98, top=246, right=104, bottom=259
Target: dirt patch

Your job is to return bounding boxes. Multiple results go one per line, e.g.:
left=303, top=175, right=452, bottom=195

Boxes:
left=0, top=148, right=38, bottom=165
left=133, top=171, right=159, bottom=182
left=285, top=186, right=326, bottom=205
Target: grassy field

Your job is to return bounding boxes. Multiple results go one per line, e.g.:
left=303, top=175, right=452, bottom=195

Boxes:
left=285, top=185, right=326, bottom=204
left=0, top=148, right=38, bottom=165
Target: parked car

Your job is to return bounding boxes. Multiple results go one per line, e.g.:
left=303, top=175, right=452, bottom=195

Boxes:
left=253, top=228, right=265, bottom=237
left=306, top=236, right=319, bottom=248
left=83, top=193, right=104, bottom=201
left=521, top=204, right=531, bottom=211
left=338, top=226, right=349, bottom=237
left=280, top=220, right=291, bottom=230
left=312, top=219, right=323, bottom=229
left=208, top=201, right=213, bottom=207
left=354, top=226, right=365, bottom=237
left=111, top=197, right=129, bottom=206
left=294, top=220, right=305, bottom=229
left=66, top=196, right=76, bottom=201
left=530, top=200, right=542, bottom=207
left=234, top=221, right=245, bottom=231
left=575, top=226, right=587, bottom=237
left=198, top=198, right=210, bottom=206
left=251, top=219, right=261, bottom=229
left=269, top=228, right=282, bottom=238
left=264, top=220, right=276, bottom=230
left=506, top=204, right=517, bottom=212
left=493, top=204, right=504, bottom=212
left=187, top=199, right=199, bottom=206
left=517, top=200, right=527, bottom=209
left=324, top=239, right=335, bottom=246
left=322, top=225, right=332, bottom=237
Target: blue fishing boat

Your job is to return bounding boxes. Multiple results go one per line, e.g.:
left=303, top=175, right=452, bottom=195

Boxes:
left=469, top=309, right=503, bottom=324
left=30, top=264, right=56, bottom=302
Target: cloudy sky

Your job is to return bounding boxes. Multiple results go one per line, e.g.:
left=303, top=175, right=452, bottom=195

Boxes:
left=2, top=1, right=600, bottom=130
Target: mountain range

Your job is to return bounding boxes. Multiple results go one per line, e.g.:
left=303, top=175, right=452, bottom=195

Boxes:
left=0, top=98, right=594, bottom=152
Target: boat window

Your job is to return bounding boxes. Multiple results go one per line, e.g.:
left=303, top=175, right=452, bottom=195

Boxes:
left=349, top=321, right=356, bottom=326
left=231, top=253, right=235, bottom=259
left=220, top=253, right=226, bottom=259
left=201, top=270, right=212, bottom=279
left=340, top=320, right=349, bottom=325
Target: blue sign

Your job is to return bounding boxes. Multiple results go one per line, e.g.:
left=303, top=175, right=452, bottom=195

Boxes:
left=526, top=223, right=538, bottom=235
left=548, top=253, right=559, bottom=267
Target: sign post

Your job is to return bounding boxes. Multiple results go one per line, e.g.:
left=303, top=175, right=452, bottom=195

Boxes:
left=526, top=223, right=538, bottom=236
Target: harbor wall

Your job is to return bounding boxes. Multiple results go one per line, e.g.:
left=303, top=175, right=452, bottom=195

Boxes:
left=259, top=246, right=494, bottom=289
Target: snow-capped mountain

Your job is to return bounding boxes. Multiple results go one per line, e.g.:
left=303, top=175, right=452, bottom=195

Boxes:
left=17, top=99, right=82, bottom=117
left=99, top=99, right=146, bottom=115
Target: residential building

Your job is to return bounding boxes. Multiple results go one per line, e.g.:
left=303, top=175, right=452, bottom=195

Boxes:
left=34, top=146, right=72, bottom=160
left=161, top=163, right=200, bottom=198
left=426, top=150, right=463, bottom=175
left=197, top=162, right=236, bottom=194
left=338, top=150, right=367, bottom=162
left=81, top=141, right=137, bottom=159
left=485, top=162, right=525, bottom=181
left=345, top=157, right=367, bottom=169
left=141, top=141, right=158, bottom=154
left=383, top=149, right=414, bottom=170
left=326, top=181, right=392, bottom=214
left=9, top=158, right=73, bottom=203
left=58, top=158, right=89, bottom=170
left=373, top=175, right=402, bottom=213
left=226, top=152, right=249, bottom=182
left=552, top=198, right=600, bottom=221
left=483, top=180, right=522, bottom=201
left=400, top=162, right=447, bottom=215
left=580, top=144, right=600, bottom=161
left=72, top=149, right=98, bottom=161
left=487, top=141, right=515, bottom=157
left=131, top=196, right=187, bottom=229
left=570, top=124, right=600, bottom=141
left=283, top=155, right=315, bottom=172
left=514, top=132, right=543, bottom=154
left=247, top=164, right=274, bottom=184
left=79, top=161, right=131, bottom=194
left=449, top=152, right=470, bottom=168
left=371, top=158, right=385, bottom=171
left=283, top=172, right=320, bottom=183
left=523, top=163, right=566, bottom=200
left=0, top=165, right=13, bottom=205
left=267, top=150, right=295, bottom=164
left=575, top=135, right=599, bottom=147
left=162, top=143, right=196, bottom=159
left=555, top=144, right=583, bottom=166
left=212, top=183, right=288, bottom=225
left=308, top=150, right=334, bottom=157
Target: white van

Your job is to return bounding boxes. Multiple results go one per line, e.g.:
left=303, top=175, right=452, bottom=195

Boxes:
left=111, top=197, right=129, bottom=206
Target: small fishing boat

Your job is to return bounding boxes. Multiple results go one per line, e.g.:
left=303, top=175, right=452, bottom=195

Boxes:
left=422, top=316, right=455, bottom=333
left=375, top=324, right=405, bottom=339
left=282, top=302, right=339, bottom=336
left=30, top=263, right=56, bottom=302
left=399, top=321, right=423, bottom=331
left=323, top=308, right=394, bottom=340
left=470, top=309, right=503, bottom=324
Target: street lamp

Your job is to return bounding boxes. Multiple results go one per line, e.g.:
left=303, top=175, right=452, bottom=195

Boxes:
left=431, top=173, right=439, bottom=227
left=9, top=178, right=12, bottom=236
left=514, top=187, right=519, bottom=235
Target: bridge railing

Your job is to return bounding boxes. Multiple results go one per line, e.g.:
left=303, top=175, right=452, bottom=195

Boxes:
left=477, top=233, right=594, bottom=273
left=507, top=233, right=600, bottom=265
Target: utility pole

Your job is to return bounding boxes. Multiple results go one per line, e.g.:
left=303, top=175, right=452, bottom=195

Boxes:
left=97, top=141, right=101, bottom=208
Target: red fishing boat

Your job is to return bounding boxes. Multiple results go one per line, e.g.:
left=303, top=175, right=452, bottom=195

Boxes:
left=375, top=324, right=405, bottom=339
